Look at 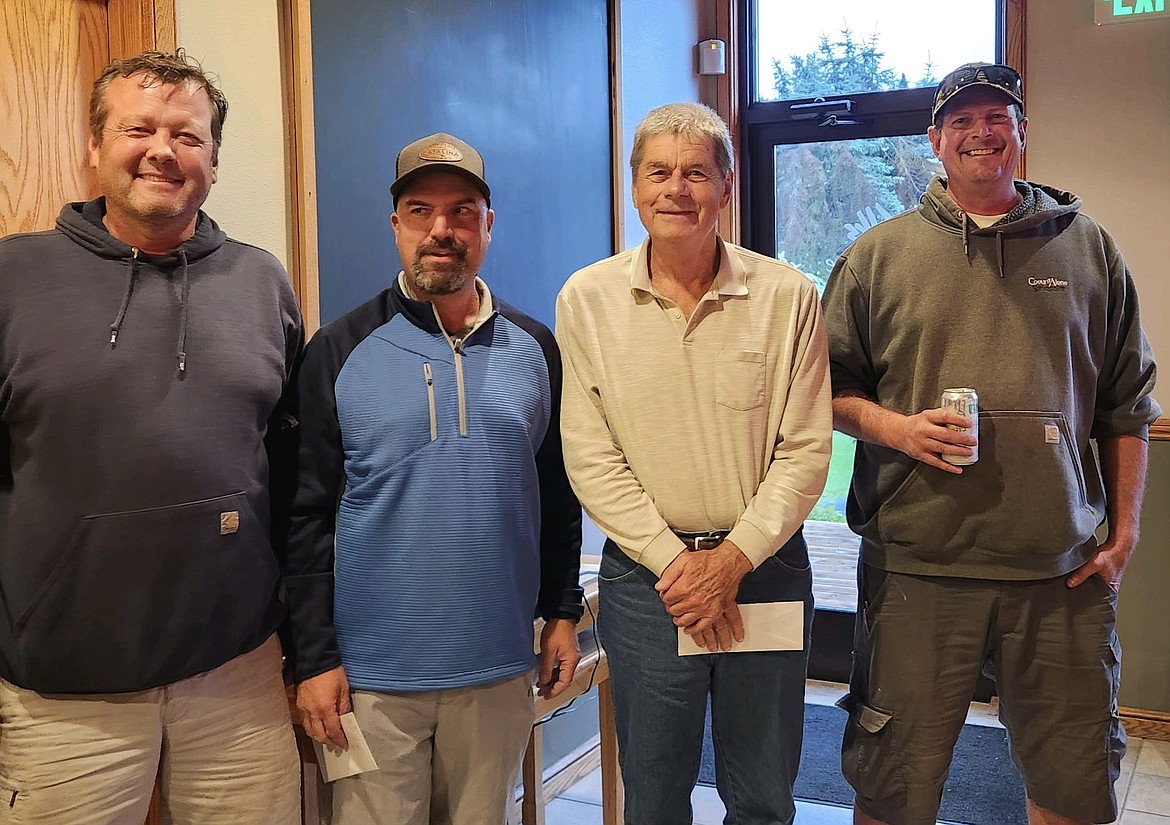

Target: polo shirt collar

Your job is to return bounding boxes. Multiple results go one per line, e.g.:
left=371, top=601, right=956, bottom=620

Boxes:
left=629, top=236, right=749, bottom=299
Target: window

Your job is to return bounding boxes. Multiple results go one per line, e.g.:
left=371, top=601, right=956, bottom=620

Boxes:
left=741, top=0, right=1013, bottom=628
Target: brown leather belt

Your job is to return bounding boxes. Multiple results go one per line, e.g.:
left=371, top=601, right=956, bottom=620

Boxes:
left=673, top=529, right=731, bottom=551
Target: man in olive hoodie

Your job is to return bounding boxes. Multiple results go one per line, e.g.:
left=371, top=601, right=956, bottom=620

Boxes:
left=0, top=52, right=302, bottom=824
left=823, top=63, right=1160, bottom=825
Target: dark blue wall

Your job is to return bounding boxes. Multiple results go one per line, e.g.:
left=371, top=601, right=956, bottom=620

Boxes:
left=311, top=0, right=613, bottom=327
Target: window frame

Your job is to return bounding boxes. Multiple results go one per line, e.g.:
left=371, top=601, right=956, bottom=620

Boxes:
left=737, top=0, right=1026, bottom=254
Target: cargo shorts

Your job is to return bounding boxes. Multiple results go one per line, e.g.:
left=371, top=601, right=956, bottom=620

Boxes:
left=840, top=565, right=1125, bottom=825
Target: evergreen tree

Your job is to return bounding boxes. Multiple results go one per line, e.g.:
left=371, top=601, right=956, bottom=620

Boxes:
left=770, top=30, right=941, bottom=290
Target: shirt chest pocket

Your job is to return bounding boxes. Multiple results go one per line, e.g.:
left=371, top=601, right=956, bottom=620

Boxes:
left=715, top=349, right=766, bottom=411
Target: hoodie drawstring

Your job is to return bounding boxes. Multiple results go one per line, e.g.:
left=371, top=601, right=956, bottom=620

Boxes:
left=109, top=249, right=140, bottom=347
left=107, top=247, right=192, bottom=373
left=959, top=214, right=1007, bottom=278
left=176, top=249, right=190, bottom=374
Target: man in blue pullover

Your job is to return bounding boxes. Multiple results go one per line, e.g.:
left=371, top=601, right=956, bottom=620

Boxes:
left=284, top=133, right=584, bottom=825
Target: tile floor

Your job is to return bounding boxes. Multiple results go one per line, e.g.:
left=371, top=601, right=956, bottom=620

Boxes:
left=543, top=681, right=1170, bottom=824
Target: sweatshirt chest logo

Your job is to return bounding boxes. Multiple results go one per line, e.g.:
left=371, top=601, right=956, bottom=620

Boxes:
left=1027, top=276, right=1069, bottom=292
left=220, top=511, right=240, bottom=535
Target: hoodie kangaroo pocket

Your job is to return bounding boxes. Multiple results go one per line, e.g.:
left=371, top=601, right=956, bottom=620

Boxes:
left=876, top=411, right=1096, bottom=556
left=14, top=491, right=278, bottom=692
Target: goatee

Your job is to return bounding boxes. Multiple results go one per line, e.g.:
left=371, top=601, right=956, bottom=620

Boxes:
left=408, top=241, right=470, bottom=296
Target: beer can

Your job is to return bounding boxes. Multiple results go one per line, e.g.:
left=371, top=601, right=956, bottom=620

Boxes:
left=941, top=388, right=978, bottom=465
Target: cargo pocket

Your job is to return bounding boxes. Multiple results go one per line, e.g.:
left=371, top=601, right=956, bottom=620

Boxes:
left=715, top=350, right=765, bottom=411
left=839, top=696, right=902, bottom=801
left=14, top=492, right=278, bottom=692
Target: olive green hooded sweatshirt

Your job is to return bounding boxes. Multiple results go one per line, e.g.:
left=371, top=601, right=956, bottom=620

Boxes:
left=823, top=178, right=1160, bottom=579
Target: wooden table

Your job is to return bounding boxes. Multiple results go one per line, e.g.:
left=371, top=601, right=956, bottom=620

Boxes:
left=520, top=576, right=621, bottom=824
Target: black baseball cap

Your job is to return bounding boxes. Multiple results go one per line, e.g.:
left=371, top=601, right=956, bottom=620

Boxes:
left=932, top=63, right=1024, bottom=121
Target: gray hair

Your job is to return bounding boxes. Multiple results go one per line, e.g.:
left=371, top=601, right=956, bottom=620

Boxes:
left=630, top=103, right=734, bottom=179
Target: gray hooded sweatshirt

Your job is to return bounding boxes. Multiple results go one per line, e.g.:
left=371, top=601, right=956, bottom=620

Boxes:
left=0, top=199, right=303, bottom=692
left=823, top=178, right=1160, bottom=580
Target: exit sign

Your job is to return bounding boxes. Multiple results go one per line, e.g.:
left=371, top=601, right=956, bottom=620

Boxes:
left=1096, top=0, right=1170, bottom=24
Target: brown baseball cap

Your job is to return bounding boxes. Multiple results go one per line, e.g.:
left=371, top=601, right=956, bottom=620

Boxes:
left=390, top=132, right=491, bottom=206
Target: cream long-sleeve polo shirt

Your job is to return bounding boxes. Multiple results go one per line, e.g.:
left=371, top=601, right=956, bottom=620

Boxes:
left=556, top=237, right=832, bottom=577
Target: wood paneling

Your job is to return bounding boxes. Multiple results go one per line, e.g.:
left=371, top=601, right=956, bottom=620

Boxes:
left=0, top=0, right=175, bottom=238
left=1150, top=419, right=1170, bottom=442
left=0, top=1, right=107, bottom=234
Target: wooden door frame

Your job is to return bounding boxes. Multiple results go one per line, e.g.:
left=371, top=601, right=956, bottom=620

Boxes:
left=278, top=0, right=321, bottom=334
left=108, top=0, right=176, bottom=57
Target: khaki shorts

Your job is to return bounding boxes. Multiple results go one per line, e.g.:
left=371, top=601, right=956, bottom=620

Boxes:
left=841, top=566, right=1124, bottom=825
left=0, top=635, right=300, bottom=825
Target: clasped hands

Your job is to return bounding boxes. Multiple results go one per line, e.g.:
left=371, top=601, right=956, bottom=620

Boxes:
left=656, top=541, right=753, bottom=653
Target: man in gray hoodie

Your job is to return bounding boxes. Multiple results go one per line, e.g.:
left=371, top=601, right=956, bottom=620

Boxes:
left=0, top=51, right=301, bottom=824
left=823, top=63, right=1160, bottom=825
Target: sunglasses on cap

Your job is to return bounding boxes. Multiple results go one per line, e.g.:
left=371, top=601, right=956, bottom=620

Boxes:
left=932, top=63, right=1023, bottom=121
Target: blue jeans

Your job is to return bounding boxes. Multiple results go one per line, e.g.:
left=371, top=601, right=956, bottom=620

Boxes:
left=598, top=532, right=813, bottom=825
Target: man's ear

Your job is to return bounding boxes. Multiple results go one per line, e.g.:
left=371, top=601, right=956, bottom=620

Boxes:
left=87, top=134, right=100, bottom=170
left=927, top=125, right=942, bottom=159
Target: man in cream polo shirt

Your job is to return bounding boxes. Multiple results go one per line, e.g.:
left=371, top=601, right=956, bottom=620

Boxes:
left=557, top=103, right=832, bottom=825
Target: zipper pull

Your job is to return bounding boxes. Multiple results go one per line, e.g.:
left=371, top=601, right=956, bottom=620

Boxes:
left=424, top=362, right=433, bottom=385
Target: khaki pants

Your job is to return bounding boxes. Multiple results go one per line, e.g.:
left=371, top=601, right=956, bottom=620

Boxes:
left=0, top=635, right=300, bottom=825
left=333, top=673, right=534, bottom=825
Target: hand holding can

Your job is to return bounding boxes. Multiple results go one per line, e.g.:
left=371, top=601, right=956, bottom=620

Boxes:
left=941, top=388, right=978, bottom=465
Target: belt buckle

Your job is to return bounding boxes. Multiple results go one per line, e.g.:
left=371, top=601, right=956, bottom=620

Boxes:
left=686, top=531, right=725, bottom=551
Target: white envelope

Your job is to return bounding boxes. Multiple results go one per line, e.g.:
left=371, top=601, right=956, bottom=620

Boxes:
left=677, top=601, right=804, bottom=656
left=313, top=712, right=380, bottom=782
